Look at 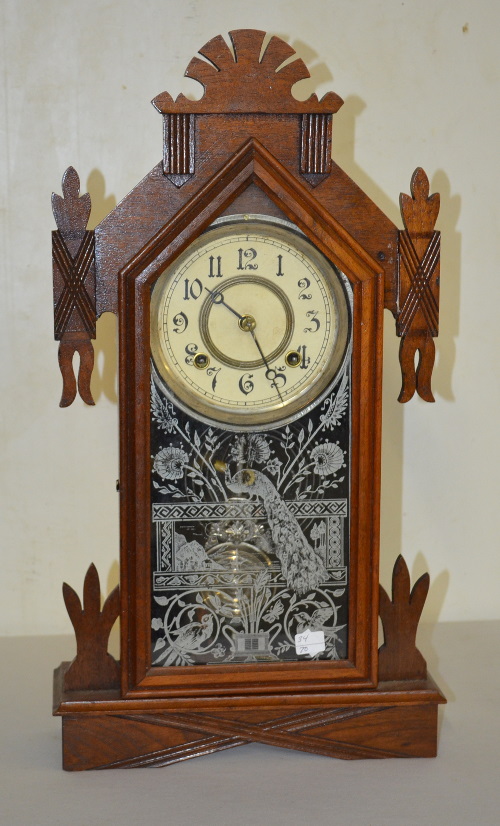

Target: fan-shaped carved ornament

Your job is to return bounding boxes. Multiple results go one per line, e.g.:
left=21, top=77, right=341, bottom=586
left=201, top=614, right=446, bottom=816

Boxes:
left=153, top=29, right=344, bottom=114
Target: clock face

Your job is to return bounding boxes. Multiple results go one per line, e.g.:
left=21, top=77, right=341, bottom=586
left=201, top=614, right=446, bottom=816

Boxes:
left=151, top=216, right=349, bottom=428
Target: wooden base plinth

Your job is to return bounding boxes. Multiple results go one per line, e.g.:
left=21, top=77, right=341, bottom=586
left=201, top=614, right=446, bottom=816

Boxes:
left=53, top=664, right=445, bottom=770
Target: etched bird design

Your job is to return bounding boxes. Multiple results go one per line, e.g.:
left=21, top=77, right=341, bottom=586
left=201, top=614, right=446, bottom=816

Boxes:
left=294, top=606, right=344, bottom=636
left=294, top=607, right=346, bottom=658
left=226, top=467, right=327, bottom=594
left=169, top=611, right=214, bottom=653
left=294, top=606, right=335, bottom=633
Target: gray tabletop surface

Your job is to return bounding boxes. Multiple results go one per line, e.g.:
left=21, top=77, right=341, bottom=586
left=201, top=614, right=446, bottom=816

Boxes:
left=1, top=621, right=499, bottom=825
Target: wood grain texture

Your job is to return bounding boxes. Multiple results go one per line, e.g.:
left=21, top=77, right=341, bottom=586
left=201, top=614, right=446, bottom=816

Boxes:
left=116, top=137, right=383, bottom=696
left=300, top=113, right=332, bottom=182
left=52, top=166, right=91, bottom=237
left=153, top=30, right=344, bottom=115
left=94, top=120, right=397, bottom=317
left=62, top=564, right=120, bottom=691
left=53, top=668, right=445, bottom=769
left=57, top=332, right=95, bottom=407
left=397, top=167, right=440, bottom=402
left=378, top=555, right=429, bottom=681
left=162, top=113, right=195, bottom=184
left=52, top=167, right=96, bottom=406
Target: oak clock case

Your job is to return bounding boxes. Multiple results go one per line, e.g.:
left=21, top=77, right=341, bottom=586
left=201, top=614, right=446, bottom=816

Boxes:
left=149, top=214, right=352, bottom=669
left=51, top=29, right=445, bottom=768
left=124, top=189, right=377, bottom=698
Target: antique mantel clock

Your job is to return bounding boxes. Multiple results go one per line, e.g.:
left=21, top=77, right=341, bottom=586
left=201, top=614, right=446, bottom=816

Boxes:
left=51, top=30, right=445, bottom=769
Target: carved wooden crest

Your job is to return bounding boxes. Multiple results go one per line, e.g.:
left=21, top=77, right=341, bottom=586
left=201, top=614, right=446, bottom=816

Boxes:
left=152, top=30, right=343, bottom=114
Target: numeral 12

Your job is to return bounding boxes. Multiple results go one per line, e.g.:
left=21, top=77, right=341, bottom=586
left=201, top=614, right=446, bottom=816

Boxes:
left=237, top=248, right=258, bottom=270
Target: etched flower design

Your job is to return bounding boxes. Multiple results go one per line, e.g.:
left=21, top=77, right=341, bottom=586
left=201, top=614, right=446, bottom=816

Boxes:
left=229, top=436, right=245, bottom=463
left=319, top=372, right=349, bottom=429
left=159, top=405, right=178, bottom=434
left=211, top=644, right=226, bottom=659
left=247, top=434, right=271, bottom=464
left=154, top=446, right=188, bottom=480
left=310, top=442, right=344, bottom=477
left=151, top=379, right=178, bottom=433
left=229, top=434, right=271, bottom=465
left=266, top=457, right=282, bottom=476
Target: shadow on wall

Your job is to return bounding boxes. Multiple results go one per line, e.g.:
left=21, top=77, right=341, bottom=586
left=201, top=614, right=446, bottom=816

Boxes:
left=329, top=90, right=409, bottom=615
left=107, top=559, right=121, bottom=660
left=431, top=169, right=461, bottom=403
left=86, top=169, right=118, bottom=405
left=415, top=554, right=453, bottom=703
left=91, top=312, right=118, bottom=404
left=87, top=168, right=117, bottom=229
left=287, top=37, right=334, bottom=101
left=326, top=81, right=461, bottom=626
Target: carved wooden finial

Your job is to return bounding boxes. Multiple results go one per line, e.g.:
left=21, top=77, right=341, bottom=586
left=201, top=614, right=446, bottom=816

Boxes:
left=378, top=555, right=429, bottom=681
left=52, top=166, right=92, bottom=238
left=400, top=167, right=440, bottom=236
left=52, top=168, right=96, bottom=406
left=396, top=168, right=440, bottom=403
left=62, top=564, right=120, bottom=691
left=57, top=333, right=95, bottom=407
left=153, top=29, right=344, bottom=114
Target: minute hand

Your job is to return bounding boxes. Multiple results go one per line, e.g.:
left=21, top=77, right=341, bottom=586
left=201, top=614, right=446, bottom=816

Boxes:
left=205, top=287, right=284, bottom=404
left=249, top=329, right=285, bottom=405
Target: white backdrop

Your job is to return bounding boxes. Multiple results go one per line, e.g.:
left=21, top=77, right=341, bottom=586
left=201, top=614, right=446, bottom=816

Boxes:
left=1, top=0, right=498, bottom=635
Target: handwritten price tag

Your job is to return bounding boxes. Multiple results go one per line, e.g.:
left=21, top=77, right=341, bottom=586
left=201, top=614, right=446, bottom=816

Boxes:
left=294, top=628, right=325, bottom=656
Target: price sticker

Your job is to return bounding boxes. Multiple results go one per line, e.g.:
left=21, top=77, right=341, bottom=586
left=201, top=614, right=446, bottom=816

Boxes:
left=294, top=628, right=325, bottom=657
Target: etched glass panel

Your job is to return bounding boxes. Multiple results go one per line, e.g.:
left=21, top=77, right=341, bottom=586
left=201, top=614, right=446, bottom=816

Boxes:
left=149, top=355, right=351, bottom=666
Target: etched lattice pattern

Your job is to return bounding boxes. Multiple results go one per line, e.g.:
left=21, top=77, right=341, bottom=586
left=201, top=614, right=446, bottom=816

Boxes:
left=153, top=499, right=346, bottom=521
left=328, top=516, right=342, bottom=566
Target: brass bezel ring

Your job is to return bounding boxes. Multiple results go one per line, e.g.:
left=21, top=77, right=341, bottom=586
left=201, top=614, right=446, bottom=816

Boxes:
left=199, top=276, right=294, bottom=370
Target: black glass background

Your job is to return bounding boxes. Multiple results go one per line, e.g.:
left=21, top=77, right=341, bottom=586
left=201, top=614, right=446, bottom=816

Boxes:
left=149, top=361, right=351, bottom=667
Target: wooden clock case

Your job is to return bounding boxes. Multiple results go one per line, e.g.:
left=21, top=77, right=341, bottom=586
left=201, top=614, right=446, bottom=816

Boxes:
left=51, top=30, right=445, bottom=769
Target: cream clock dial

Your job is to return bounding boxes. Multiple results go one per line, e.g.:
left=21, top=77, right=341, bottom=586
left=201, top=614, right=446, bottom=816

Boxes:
left=151, top=216, right=349, bottom=428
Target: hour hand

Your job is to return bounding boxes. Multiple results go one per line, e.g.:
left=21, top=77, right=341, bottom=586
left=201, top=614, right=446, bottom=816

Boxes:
left=204, top=288, right=244, bottom=321
left=204, top=287, right=283, bottom=403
